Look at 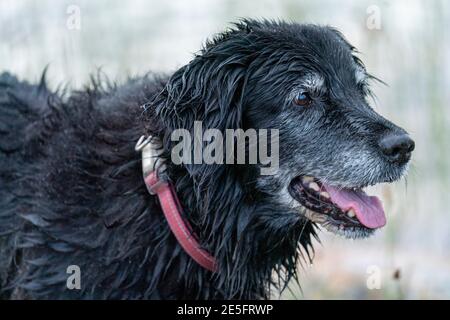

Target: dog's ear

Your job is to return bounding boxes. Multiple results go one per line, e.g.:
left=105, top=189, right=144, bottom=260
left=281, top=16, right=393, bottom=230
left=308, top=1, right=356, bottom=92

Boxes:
left=149, top=38, right=255, bottom=216
left=153, top=40, right=251, bottom=134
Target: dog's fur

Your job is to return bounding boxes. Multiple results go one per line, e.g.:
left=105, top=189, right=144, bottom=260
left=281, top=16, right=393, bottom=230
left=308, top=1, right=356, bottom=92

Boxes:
left=0, top=20, right=410, bottom=299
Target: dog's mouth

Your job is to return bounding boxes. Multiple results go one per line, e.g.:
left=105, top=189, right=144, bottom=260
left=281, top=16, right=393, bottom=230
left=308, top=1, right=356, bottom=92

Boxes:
left=288, top=176, right=386, bottom=239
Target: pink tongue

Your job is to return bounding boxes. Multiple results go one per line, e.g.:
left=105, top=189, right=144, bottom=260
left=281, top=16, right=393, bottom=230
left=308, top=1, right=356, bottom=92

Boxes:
left=322, top=184, right=386, bottom=229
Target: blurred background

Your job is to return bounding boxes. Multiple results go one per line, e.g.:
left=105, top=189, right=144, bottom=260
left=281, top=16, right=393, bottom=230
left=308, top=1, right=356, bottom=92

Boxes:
left=1, top=0, right=449, bottom=299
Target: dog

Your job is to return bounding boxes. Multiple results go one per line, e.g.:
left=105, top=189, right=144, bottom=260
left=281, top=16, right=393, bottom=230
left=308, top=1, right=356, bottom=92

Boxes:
left=0, top=19, right=414, bottom=299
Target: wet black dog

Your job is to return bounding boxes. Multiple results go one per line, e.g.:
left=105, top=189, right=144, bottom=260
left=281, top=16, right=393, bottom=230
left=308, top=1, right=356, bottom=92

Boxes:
left=0, top=20, right=414, bottom=299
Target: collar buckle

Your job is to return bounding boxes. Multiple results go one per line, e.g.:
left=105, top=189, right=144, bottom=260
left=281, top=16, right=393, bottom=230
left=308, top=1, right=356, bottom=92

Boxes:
left=135, top=135, right=167, bottom=179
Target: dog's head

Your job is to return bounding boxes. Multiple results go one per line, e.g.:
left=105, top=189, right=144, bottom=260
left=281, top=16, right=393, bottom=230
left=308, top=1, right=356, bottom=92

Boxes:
left=240, top=21, right=415, bottom=238
left=153, top=20, right=414, bottom=243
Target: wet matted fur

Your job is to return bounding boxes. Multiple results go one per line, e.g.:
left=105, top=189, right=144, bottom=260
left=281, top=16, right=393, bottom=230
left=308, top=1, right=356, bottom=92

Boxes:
left=0, top=20, right=412, bottom=299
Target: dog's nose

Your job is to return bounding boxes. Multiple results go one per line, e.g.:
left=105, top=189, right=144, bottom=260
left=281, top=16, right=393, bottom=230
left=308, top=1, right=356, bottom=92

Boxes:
left=379, top=133, right=415, bottom=164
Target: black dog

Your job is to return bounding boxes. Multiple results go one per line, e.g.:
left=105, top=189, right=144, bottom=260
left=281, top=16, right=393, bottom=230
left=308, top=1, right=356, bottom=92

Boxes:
left=0, top=19, right=414, bottom=299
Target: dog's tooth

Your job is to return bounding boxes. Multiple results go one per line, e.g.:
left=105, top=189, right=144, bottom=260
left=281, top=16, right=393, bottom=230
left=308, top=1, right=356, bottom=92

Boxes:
left=302, top=176, right=315, bottom=183
left=347, top=209, right=356, bottom=218
left=320, top=191, right=330, bottom=199
left=304, top=210, right=327, bottom=223
left=309, top=182, right=320, bottom=192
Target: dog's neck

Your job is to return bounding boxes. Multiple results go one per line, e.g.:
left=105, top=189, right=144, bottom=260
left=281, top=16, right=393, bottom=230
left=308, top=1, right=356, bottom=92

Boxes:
left=140, top=141, right=312, bottom=299
left=140, top=86, right=315, bottom=299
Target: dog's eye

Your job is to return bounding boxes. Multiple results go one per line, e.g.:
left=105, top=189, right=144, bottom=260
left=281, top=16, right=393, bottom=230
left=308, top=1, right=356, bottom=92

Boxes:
left=294, top=92, right=312, bottom=107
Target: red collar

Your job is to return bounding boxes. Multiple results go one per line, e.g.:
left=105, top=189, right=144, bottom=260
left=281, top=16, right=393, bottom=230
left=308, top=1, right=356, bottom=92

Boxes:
left=135, top=136, right=218, bottom=273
